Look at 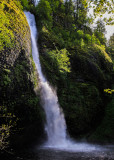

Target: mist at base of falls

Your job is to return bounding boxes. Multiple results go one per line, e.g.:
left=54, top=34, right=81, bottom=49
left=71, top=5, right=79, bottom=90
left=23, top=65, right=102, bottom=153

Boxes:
left=41, top=138, right=113, bottom=152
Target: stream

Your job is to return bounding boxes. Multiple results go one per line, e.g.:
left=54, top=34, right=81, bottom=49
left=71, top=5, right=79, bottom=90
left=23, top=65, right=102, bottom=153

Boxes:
left=1, top=145, right=114, bottom=160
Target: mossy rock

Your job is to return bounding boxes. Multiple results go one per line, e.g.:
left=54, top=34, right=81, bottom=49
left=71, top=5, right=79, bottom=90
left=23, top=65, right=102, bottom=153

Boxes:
left=35, top=0, right=113, bottom=143
left=58, top=81, right=103, bottom=137
left=0, top=0, right=31, bottom=67
left=71, top=53, right=106, bottom=85
left=39, top=39, right=113, bottom=141
left=0, top=0, right=45, bottom=149
left=88, top=91, right=114, bottom=143
left=89, top=45, right=113, bottom=72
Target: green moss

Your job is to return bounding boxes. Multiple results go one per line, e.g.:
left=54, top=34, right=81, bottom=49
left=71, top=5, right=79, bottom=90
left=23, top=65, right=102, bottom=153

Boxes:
left=4, top=69, right=11, bottom=73
left=35, top=0, right=114, bottom=142
left=0, top=50, right=44, bottom=149
left=0, top=0, right=44, bottom=149
left=30, top=55, right=39, bottom=88
left=0, top=0, right=29, bottom=52
left=94, top=44, right=112, bottom=63
left=89, top=94, right=114, bottom=143
left=58, top=81, right=103, bottom=137
left=0, top=4, right=14, bottom=50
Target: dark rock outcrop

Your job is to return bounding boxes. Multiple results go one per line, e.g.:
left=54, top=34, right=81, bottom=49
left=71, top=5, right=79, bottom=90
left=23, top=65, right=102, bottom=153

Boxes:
left=0, top=0, right=44, bottom=150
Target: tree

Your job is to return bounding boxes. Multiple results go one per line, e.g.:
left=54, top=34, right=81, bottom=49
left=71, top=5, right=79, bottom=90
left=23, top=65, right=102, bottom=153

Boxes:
left=95, top=19, right=106, bottom=34
left=73, top=0, right=88, bottom=29
left=35, top=0, right=52, bottom=29
left=88, top=0, right=114, bottom=24
left=94, top=19, right=107, bottom=45
left=108, top=34, right=114, bottom=48
left=47, top=0, right=66, bottom=28
left=64, top=0, right=74, bottom=29
left=107, top=33, right=114, bottom=54
left=28, top=0, right=35, bottom=5
left=47, top=48, right=71, bottom=74
left=20, top=0, right=29, bottom=9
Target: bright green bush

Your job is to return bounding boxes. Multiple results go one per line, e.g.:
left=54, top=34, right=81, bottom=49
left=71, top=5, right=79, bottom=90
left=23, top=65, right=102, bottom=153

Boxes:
left=35, top=0, right=52, bottom=29
left=47, top=48, right=71, bottom=73
left=94, top=44, right=112, bottom=63
left=77, top=30, right=84, bottom=39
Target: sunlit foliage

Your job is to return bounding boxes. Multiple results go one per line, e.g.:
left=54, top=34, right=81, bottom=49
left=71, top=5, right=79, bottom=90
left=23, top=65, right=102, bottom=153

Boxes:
left=36, top=0, right=114, bottom=142
left=94, top=44, right=112, bottom=63
left=104, top=88, right=114, bottom=94
left=0, top=0, right=29, bottom=52
left=47, top=48, right=71, bottom=73
left=88, top=0, right=114, bottom=24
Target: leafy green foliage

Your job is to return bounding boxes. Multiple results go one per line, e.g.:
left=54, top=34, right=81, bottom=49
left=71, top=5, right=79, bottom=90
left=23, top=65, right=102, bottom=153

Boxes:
left=0, top=0, right=30, bottom=52
left=107, top=33, right=114, bottom=55
left=35, top=0, right=52, bottom=29
left=0, top=3, right=14, bottom=50
left=104, top=88, right=114, bottom=94
left=88, top=0, right=114, bottom=24
left=0, top=0, right=114, bottom=148
left=35, top=0, right=113, bottom=142
left=36, top=0, right=111, bottom=50
left=58, top=82, right=103, bottom=137
left=47, top=48, right=71, bottom=73
left=94, top=44, right=112, bottom=63
left=89, top=92, right=114, bottom=142
left=0, top=106, right=16, bottom=150
left=94, top=19, right=107, bottom=45
left=73, top=0, right=88, bottom=28
left=0, top=50, right=44, bottom=149
left=0, top=0, right=44, bottom=150
left=20, top=0, right=29, bottom=9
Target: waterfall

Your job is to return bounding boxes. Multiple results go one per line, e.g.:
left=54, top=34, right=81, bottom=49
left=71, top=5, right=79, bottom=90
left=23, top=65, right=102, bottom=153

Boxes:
left=24, top=11, right=107, bottom=152
left=25, top=12, right=68, bottom=147
left=34, top=0, right=39, bottom=6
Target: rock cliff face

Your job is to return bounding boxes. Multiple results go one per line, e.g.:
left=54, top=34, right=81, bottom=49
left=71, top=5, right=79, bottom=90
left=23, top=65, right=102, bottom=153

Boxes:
left=36, top=12, right=114, bottom=142
left=0, top=0, right=31, bottom=66
left=0, top=0, right=44, bottom=149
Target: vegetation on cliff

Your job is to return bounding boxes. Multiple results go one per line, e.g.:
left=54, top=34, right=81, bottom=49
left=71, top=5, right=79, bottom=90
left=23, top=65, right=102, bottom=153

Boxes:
left=0, top=0, right=114, bottom=152
left=35, top=0, right=114, bottom=142
left=0, top=0, right=44, bottom=151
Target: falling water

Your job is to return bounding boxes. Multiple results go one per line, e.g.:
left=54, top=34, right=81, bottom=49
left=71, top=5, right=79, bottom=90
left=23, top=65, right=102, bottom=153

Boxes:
left=34, top=0, right=39, bottom=6
left=25, top=12, right=67, bottom=147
